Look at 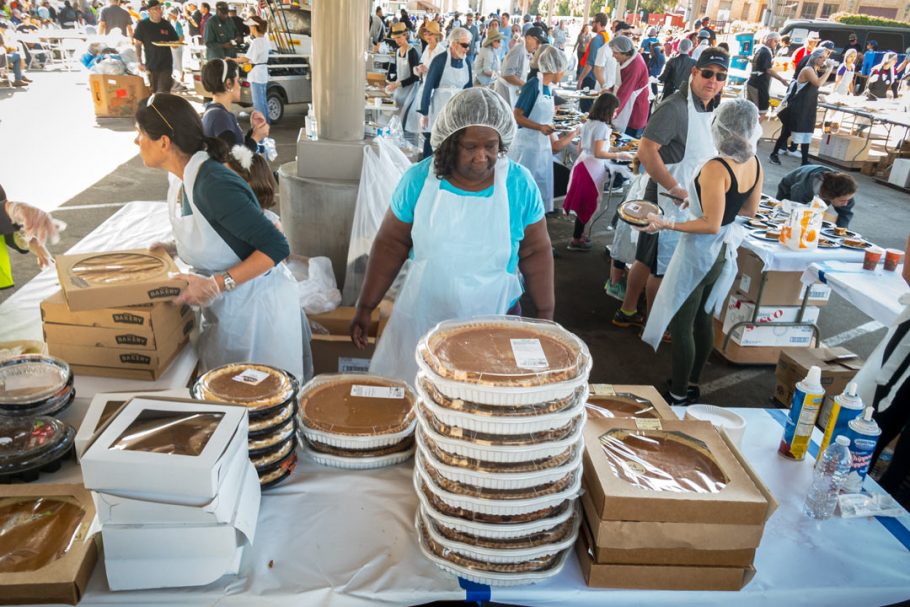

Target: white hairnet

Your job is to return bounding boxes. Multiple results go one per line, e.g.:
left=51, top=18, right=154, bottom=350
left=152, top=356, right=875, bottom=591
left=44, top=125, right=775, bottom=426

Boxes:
left=537, top=44, right=567, bottom=74
left=678, top=38, right=693, bottom=53
left=712, top=99, right=759, bottom=163
left=448, top=26, right=472, bottom=43
left=430, top=87, right=517, bottom=151
left=806, top=49, right=826, bottom=66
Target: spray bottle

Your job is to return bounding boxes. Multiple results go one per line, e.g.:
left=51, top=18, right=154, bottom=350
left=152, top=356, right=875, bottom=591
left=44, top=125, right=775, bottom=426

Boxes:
left=844, top=407, right=882, bottom=492
left=818, top=382, right=864, bottom=455
left=779, top=365, right=825, bottom=460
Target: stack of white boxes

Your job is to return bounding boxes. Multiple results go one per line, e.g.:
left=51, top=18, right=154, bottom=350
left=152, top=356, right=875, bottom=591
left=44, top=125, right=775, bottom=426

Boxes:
left=81, top=396, right=259, bottom=590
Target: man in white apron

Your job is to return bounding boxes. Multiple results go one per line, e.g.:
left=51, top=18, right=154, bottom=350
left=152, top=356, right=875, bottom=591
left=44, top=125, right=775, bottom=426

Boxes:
left=493, top=26, right=546, bottom=107
left=417, top=27, right=473, bottom=158
left=613, top=48, right=730, bottom=332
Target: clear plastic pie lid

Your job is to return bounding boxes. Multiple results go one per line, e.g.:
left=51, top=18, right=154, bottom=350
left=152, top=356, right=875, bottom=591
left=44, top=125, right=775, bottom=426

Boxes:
left=0, top=417, right=75, bottom=474
left=108, top=409, right=224, bottom=456
left=298, top=374, right=416, bottom=436
left=0, top=355, right=71, bottom=405
left=69, top=252, right=167, bottom=286
left=0, top=496, right=88, bottom=573
left=193, top=363, right=298, bottom=411
left=418, top=317, right=589, bottom=387
left=618, top=200, right=662, bottom=227
left=248, top=402, right=296, bottom=437
left=599, top=429, right=729, bottom=494
left=586, top=393, right=659, bottom=419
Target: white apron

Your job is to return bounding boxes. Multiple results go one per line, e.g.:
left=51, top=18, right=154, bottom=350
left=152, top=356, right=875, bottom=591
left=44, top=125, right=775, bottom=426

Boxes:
left=494, top=45, right=529, bottom=107
left=392, top=48, right=419, bottom=133
left=654, top=89, right=717, bottom=275
left=426, top=50, right=470, bottom=135
left=641, top=161, right=748, bottom=350
left=370, top=157, right=523, bottom=384
left=613, top=56, right=650, bottom=134
left=168, top=151, right=309, bottom=380
left=509, top=79, right=556, bottom=211
left=407, top=43, right=444, bottom=134
left=854, top=294, right=910, bottom=412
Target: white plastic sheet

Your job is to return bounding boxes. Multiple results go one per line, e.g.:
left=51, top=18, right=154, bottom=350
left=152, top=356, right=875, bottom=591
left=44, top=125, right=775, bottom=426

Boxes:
left=295, top=256, right=342, bottom=316
left=802, top=261, right=909, bottom=326
left=342, top=137, right=412, bottom=305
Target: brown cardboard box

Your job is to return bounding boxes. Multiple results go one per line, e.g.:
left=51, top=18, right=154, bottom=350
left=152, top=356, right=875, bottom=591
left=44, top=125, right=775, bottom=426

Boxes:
left=310, top=306, right=380, bottom=374
left=713, top=318, right=783, bottom=365
left=0, top=484, right=98, bottom=605
left=43, top=308, right=193, bottom=351
left=774, top=346, right=863, bottom=408
left=586, top=384, right=679, bottom=421
left=736, top=249, right=830, bottom=306
left=55, top=249, right=186, bottom=312
left=576, top=525, right=756, bottom=591
left=582, top=417, right=772, bottom=524
left=41, top=289, right=190, bottom=331
left=89, top=74, right=149, bottom=118
left=366, top=71, right=387, bottom=86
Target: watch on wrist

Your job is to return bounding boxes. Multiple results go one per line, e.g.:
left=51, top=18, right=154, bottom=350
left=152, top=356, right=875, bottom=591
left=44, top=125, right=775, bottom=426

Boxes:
left=221, top=271, right=237, bottom=292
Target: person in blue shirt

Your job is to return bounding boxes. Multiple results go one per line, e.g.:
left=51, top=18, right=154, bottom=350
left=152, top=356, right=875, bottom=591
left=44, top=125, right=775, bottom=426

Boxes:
left=417, top=26, right=473, bottom=158
left=576, top=12, right=609, bottom=111
left=350, top=88, right=554, bottom=383
left=640, top=26, right=660, bottom=62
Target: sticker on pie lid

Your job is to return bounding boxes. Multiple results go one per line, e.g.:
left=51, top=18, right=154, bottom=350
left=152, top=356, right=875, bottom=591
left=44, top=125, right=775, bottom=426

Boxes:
left=510, top=339, right=549, bottom=370
left=590, top=384, right=616, bottom=397
left=635, top=418, right=662, bottom=431
left=232, top=368, right=271, bottom=386
left=351, top=385, right=406, bottom=399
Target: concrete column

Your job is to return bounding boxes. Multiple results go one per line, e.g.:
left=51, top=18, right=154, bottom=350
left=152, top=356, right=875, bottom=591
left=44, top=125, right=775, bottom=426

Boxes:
left=583, top=0, right=592, bottom=25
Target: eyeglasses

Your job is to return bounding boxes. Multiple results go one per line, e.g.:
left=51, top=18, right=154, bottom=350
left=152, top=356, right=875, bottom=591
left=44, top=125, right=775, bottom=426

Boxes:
left=698, top=69, right=727, bottom=82
left=457, top=42, right=470, bottom=49
left=146, top=94, right=174, bottom=132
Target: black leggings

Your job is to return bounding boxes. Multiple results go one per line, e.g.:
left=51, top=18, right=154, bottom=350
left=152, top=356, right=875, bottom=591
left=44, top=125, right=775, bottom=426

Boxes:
left=772, top=123, right=809, bottom=164
left=573, top=218, right=585, bottom=239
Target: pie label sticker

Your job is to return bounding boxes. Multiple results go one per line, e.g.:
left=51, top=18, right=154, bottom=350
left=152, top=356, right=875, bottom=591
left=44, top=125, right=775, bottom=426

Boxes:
left=635, top=419, right=662, bottom=431
left=351, top=385, right=406, bottom=399
left=232, top=368, right=270, bottom=385
left=590, top=384, right=616, bottom=396
left=510, top=339, right=549, bottom=370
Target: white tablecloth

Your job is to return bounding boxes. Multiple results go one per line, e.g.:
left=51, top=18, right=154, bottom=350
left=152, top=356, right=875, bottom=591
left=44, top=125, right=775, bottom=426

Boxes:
left=31, top=406, right=910, bottom=607
left=801, top=261, right=909, bottom=326
left=741, top=236, right=865, bottom=273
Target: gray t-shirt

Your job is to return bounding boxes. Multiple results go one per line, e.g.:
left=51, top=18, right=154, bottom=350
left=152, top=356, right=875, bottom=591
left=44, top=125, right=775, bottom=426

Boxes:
left=100, top=5, right=132, bottom=34
left=642, top=85, right=717, bottom=200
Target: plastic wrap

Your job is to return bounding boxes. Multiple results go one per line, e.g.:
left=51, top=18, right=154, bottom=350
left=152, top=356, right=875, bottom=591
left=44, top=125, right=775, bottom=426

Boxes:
left=599, top=429, right=729, bottom=494
left=342, top=137, right=413, bottom=305
left=295, top=257, right=342, bottom=316
left=109, top=410, right=224, bottom=456
left=301, top=438, right=414, bottom=470
left=0, top=497, right=87, bottom=573
left=417, top=317, right=590, bottom=395
left=426, top=502, right=579, bottom=550
left=298, top=374, right=416, bottom=439
left=416, top=401, right=583, bottom=446
left=585, top=393, right=659, bottom=419
left=416, top=413, right=585, bottom=464
left=69, top=252, right=167, bottom=286
left=618, top=200, right=662, bottom=227
left=0, top=417, right=75, bottom=482
left=248, top=419, right=296, bottom=456
left=418, top=374, right=584, bottom=419
left=192, top=363, right=298, bottom=418
left=416, top=427, right=579, bottom=474
left=0, top=355, right=71, bottom=405
left=252, top=435, right=296, bottom=471
left=259, top=452, right=297, bottom=488
left=248, top=403, right=297, bottom=438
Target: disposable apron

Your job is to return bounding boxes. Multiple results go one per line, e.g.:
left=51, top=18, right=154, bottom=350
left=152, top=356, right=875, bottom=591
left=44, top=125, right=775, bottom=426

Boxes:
left=370, top=157, right=522, bottom=384
left=426, top=50, right=469, bottom=135
left=641, top=166, right=748, bottom=350
left=168, top=151, right=309, bottom=380
left=854, top=294, right=910, bottom=412
left=392, top=50, right=419, bottom=133
left=493, top=47, right=528, bottom=107
left=613, top=82, right=648, bottom=134
left=509, top=79, right=556, bottom=211
left=653, top=90, right=717, bottom=275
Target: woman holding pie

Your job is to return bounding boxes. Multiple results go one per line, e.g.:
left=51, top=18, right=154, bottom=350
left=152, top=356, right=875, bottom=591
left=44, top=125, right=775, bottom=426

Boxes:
left=350, top=87, right=555, bottom=384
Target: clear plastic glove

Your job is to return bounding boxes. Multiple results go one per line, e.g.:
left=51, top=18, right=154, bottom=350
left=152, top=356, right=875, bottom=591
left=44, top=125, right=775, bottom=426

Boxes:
left=614, top=152, right=635, bottom=162
left=667, top=184, right=690, bottom=209
left=28, top=238, right=53, bottom=269
left=149, top=240, right=178, bottom=258
left=173, top=273, right=222, bottom=307
left=6, top=201, right=60, bottom=246
left=643, top=212, right=675, bottom=234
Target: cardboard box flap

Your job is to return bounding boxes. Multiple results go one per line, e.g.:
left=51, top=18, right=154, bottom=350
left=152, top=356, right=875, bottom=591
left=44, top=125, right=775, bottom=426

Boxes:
left=586, top=384, right=679, bottom=421
left=310, top=307, right=379, bottom=338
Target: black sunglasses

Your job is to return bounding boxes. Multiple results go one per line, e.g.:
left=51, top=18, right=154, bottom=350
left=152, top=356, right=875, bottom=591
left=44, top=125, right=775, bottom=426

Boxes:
left=698, top=69, right=727, bottom=82
left=457, top=42, right=470, bottom=49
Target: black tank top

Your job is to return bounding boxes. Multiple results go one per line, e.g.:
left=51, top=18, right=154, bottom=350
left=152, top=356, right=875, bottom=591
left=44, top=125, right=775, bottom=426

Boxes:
left=694, top=156, right=760, bottom=226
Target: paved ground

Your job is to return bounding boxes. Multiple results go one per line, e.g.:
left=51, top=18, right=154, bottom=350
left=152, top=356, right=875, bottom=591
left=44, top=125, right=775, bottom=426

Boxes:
left=3, top=69, right=909, bottom=408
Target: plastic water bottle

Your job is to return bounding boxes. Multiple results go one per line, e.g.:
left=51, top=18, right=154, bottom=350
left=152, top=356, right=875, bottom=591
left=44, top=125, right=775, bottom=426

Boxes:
left=305, top=106, right=317, bottom=140
left=803, top=435, right=852, bottom=520
left=261, top=137, right=278, bottom=162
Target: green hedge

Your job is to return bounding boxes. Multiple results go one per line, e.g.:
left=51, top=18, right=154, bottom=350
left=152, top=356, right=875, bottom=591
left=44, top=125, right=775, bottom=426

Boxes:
left=832, top=13, right=910, bottom=29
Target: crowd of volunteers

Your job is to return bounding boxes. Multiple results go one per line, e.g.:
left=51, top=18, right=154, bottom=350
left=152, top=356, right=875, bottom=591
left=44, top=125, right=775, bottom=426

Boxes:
left=1, top=5, right=908, bottom=505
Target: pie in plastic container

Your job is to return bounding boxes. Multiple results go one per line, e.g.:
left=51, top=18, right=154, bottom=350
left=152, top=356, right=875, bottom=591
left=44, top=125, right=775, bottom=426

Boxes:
left=0, top=416, right=76, bottom=483
left=0, top=355, right=71, bottom=406
left=192, top=363, right=298, bottom=418
left=618, top=200, right=662, bottom=227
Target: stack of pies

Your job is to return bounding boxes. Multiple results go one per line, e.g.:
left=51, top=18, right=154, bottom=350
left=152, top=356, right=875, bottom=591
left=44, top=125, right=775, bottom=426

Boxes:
left=413, top=317, right=589, bottom=586
left=192, top=363, right=299, bottom=489
left=297, top=374, right=417, bottom=469
left=0, top=416, right=76, bottom=483
left=0, top=355, right=75, bottom=418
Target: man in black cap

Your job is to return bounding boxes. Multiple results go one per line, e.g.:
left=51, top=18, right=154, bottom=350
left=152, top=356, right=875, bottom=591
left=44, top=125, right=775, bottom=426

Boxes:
left=614, top=47, right=730, bottom=333
left=204, top=1, right=238, bottom=60
left=132, top=0, right=180, bottom=92
left=576, top=12, right=609, bottom=111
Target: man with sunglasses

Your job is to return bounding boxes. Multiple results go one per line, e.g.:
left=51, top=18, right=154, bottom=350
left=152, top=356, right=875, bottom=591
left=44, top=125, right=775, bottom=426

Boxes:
left=614, top=47, right=729, bottom=332
left=418, top=27, right=474, bottom=157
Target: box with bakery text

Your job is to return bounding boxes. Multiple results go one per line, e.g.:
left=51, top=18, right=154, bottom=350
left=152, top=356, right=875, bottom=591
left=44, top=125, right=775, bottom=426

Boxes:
left=41, top=289, right=190, bottom=331
left=55, top=248, right=186, bottom=311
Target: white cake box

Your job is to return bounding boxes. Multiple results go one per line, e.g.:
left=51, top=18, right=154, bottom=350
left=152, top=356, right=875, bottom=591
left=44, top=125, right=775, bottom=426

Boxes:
left=76, top=389, right=189, bottom=459
left=101, top=462, right=260, bottom=590
left=81, top=396, right=248, bottom=505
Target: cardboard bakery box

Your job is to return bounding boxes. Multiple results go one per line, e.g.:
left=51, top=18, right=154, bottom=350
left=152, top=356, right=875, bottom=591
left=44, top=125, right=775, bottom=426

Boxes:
left=81, top=397, right=249, bottom=505
left=586, top=384, right=679, bottom=421
left=41, top=289, right=190, bottom=331
left=89, top=73, right=149, bottom=118
left=582, top=417, right=772, bottom=524
left=736, top=249, right=831, bottom=306
left=774, top=346, right=863, bottom=410
left=43, top=303, right=192, bottom=351
left=576, top=523, right=756, bottom=591
left=0, top=484, right=99, bottom=605
left=309, top=306, right=381, bottom=374
left=55, top=248, right=186, bottom=311
left=713, top=318, right=783, bottom=365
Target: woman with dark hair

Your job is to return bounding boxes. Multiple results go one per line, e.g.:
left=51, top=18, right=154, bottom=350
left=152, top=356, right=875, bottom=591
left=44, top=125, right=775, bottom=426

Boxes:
left=399, top=8, right=413, bottom=31
left=770, top=50, right=833, bottom=166
left=136, top=93, right=310, bottom=380
left=574, top=24, right=591, bottom=76
left=350, top=87, right=554, bottom=382
left=200, top=58, right=270, bottom=153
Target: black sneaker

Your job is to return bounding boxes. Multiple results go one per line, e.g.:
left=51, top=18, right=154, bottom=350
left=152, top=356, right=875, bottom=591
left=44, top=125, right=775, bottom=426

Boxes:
left=612, top=309, right=644, bottom=329
left=769, top=153, right=781, bottom=165
left=665, top=380, right=700, bottom=404
left=665, top=391, right=689, bottom=406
